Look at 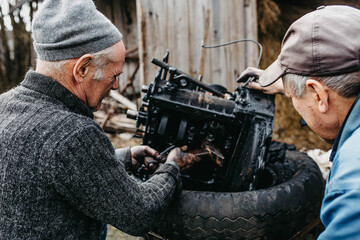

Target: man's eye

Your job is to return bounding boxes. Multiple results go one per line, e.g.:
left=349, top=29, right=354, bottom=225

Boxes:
left=113, top=75, right=119, bottom=81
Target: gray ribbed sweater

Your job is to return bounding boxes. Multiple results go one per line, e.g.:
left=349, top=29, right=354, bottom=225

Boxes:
left=0, top=71, right=181, bottom=239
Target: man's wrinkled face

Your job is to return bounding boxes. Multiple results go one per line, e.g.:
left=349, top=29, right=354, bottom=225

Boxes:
left=285, top=87, right=337, bottom=144
left=85, top=41, right=126, bottom=111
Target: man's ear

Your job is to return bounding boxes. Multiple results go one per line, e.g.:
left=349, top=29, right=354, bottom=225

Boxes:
left=73, top=54, right=93, bottom=83
left=305, top=79, right=329, bottom=113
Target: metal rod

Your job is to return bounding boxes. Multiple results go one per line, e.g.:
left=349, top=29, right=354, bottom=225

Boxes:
left=151, top=58, right=225, bottom=98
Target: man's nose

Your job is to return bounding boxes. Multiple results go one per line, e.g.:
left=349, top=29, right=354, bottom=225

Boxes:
left=111, top=78, right=119, bottom=90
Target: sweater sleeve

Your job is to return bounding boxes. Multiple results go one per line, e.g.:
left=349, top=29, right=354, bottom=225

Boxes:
left=49, top=125, right=181, bottom=236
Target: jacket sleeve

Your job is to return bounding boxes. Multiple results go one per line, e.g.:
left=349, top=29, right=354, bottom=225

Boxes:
left=49, top=125, right=181, bottom=236
left=319, top=189, right=360, bottom=240
left=319, top=133, right=360, bottom=240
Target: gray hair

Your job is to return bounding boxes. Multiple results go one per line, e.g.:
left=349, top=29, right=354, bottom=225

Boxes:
left=283, top=71, right=360, bottom=98
left=91, top=46, right=114, bottom=80
left=38, top=45, right=115, bottom=80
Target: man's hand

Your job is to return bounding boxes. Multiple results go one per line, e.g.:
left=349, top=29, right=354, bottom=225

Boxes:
left=238, top=67, right=284, bottom=95
left=130, top=146, right=159, bottom=170
left=166, top=146, right=201, bottom=171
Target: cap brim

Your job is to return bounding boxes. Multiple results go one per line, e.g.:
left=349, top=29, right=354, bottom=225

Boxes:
left=259, top=59, right=286, bottom=87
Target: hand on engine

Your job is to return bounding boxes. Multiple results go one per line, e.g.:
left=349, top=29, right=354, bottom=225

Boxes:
left=130, top=146, right=160, bottom=171
left=166, top=146, right=201, bottom=172
left=238, top=67, right=284, bottom=95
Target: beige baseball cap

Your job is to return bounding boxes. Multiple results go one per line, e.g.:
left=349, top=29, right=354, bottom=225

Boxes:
left=260, top=5, right=360, bottom=87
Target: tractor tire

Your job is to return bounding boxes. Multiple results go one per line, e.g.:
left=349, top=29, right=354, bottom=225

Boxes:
left=153, top=149, right=324, bottom=240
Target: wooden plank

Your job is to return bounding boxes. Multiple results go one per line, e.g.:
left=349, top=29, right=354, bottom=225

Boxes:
left=244, top=0, right=259, bottom=68
left=112, top=0, right=138, bottom=50
left=137, top=0, right=257, bottom=92
left=229, top=0, right=246, bottom=85
left=112, top=0, right=140, bottom=97
left=187, top=0, right=204, bottom=77
left=199, top=8, right=211, bottom=80
left=109, top=90, right=137, bottom=111
left=95, top=0, right=112, bottom=19
left=94, top=111, right=137, bottom=133
left=136, top=0, right=146, bottom=90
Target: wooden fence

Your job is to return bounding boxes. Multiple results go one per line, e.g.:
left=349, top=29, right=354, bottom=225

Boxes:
left=97, top=0, right=257, bottom=93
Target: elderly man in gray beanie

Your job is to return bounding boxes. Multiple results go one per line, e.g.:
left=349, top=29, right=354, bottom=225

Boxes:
left=239, top=5, right=360, bottom=239
left=0, top=0, right=198, bottom=239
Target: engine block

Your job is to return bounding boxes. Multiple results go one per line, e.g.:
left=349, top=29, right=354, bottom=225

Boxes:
left=129, top=54, right=275, bottom=192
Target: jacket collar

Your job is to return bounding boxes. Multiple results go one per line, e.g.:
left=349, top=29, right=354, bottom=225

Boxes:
left=330, top=93, right=360, bottom=162
left=21, top=71, right=94, bottom=118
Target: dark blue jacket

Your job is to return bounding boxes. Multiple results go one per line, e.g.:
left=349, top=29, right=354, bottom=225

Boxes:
left=319, top=94, right=360, bottom=239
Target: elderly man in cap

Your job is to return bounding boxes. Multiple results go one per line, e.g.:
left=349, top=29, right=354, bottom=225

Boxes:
left=0, top=0, right=199, bottom=239
left=239, top=5, right=360, bottom=239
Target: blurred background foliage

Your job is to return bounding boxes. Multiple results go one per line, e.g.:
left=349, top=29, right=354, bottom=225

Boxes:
left=0, top=0, right=39, bottom=93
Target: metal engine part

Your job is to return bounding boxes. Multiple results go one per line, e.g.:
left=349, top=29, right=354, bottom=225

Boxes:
left=128, top=52, right=275, bottom=192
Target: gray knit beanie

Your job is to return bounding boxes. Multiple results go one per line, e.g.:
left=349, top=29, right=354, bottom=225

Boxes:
left=32, top=0, right=123, bottom=61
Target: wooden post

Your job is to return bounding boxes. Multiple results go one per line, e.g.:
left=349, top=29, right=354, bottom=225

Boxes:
left=244, top=0, right=258, bottom=68
left=199, top=9, right=210, bottom=81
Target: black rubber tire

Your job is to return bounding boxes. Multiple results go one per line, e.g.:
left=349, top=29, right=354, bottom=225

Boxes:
left=153, top=150, right=324, bottom=240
